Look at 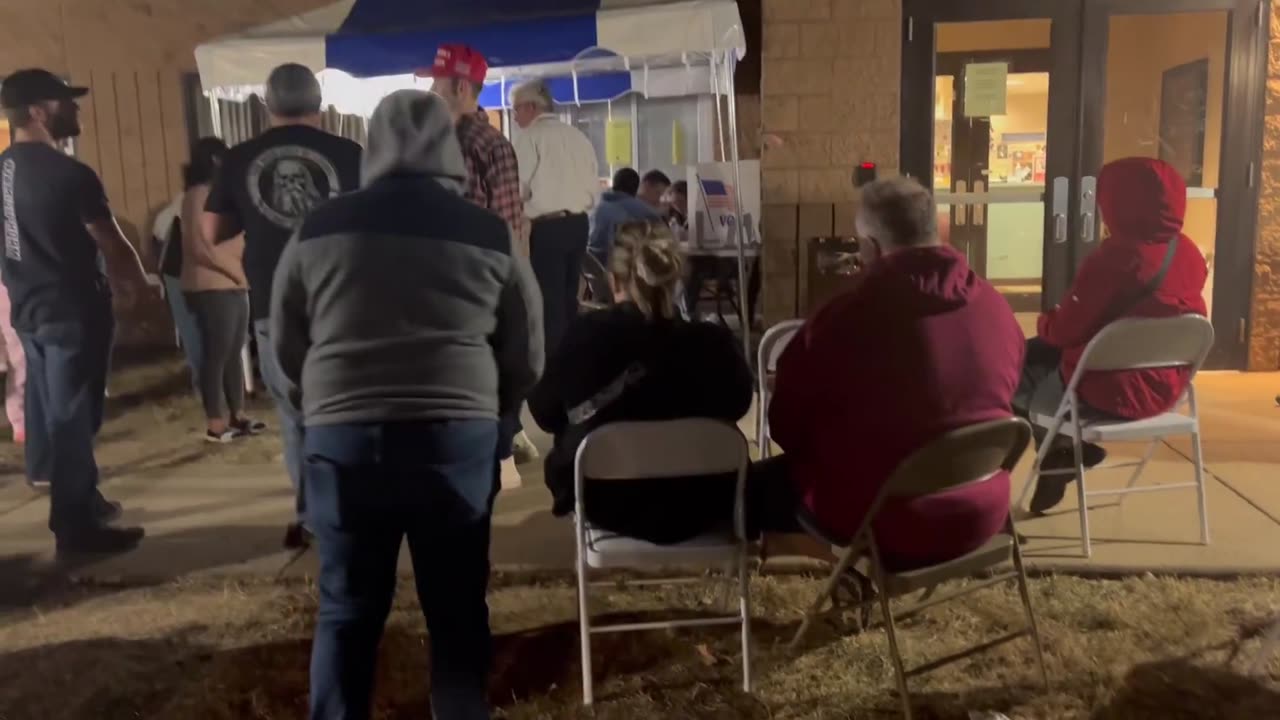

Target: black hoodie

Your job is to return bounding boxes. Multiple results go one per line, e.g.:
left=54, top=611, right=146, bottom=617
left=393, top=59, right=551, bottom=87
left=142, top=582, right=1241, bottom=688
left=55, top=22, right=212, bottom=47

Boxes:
left=528, top=303, right=753, bottom=544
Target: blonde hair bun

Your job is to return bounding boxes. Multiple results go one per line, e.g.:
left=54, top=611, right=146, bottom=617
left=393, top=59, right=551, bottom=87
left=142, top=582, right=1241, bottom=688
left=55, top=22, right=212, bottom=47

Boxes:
left=611, top=221, right=685, bottom=320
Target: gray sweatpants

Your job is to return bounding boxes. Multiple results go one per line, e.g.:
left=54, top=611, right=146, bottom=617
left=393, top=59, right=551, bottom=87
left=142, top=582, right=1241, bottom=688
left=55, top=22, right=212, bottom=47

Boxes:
left=185, top=289, right=249, bottom=421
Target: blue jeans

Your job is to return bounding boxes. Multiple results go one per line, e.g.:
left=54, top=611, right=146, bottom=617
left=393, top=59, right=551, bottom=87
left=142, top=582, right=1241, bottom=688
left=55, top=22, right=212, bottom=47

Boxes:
left=305, top=419, right=499, bottom=720
left=163, top=274, right=202, bottom=389
left=253, top=319, right=305, bottom=519
left=20, top=311, right=113, bottom=534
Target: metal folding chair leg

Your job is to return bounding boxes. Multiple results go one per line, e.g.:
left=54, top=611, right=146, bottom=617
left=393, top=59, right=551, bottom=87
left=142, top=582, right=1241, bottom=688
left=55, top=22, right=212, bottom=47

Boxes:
left=1071, top=414, right=1093, bottom=558
left=738, top=546, right=753, bottom=692
left=789, top=545, right=859, bottom=651
left=871, top=543, right=913, bottom=720
left=1011, top=533, right=1050, bottom=689
left=576, top=522, right=595, bottom=706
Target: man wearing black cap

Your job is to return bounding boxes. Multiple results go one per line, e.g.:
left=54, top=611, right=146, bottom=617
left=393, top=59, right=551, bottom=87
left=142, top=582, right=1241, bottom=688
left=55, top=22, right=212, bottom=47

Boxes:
left=201, top=63, right=361, bottom=550
left=0, top=68, right=151, bottom=553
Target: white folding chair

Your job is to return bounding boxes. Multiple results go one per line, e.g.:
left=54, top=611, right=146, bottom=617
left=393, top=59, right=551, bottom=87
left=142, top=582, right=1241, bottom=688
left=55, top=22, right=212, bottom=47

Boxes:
left=756, top=320, right=804, bottom=458
left=1015, top=315, right=1215, bottom=557
left=790, top=418, right=1047, bottom=720
left=574, top=419, right=752, bottom=705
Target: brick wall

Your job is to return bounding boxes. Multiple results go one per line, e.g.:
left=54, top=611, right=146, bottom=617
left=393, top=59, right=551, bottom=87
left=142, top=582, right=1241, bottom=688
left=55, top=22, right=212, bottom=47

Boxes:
left=759, top=0, right=901, bottom=325
left=1252, top=7, right=1280, bottom=370
left=0, top=0, right=331, bottom=346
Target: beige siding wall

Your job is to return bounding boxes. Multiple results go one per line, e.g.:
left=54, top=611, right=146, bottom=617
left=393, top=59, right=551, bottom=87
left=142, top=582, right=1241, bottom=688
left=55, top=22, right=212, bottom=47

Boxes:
left=0, top=0, right=331, bottom=345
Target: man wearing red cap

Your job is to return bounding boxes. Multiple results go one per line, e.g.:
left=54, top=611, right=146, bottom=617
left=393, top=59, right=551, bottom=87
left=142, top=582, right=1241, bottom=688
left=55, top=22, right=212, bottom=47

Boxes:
left=425, top=43, right=536, bottom=483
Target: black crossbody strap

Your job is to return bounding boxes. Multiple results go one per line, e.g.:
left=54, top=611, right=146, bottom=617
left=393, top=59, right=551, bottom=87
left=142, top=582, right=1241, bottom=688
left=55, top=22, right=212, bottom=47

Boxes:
left=1111, top=237, right=1178, bottom=321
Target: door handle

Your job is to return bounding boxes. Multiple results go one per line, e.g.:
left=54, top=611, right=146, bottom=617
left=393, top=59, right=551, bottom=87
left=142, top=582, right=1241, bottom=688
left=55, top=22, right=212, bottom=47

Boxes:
left=972, top=180, right=986, bottom=226
left=1051, top=176, right=1069, bottom=244
left=954, top=180, right=967, bottom=226
left=1080, top=176, right=1098, bottom=243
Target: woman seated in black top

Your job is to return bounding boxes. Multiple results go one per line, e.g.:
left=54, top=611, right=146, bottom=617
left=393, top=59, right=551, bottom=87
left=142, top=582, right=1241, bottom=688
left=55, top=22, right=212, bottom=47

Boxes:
left=528, top=221, right=754, bottom=545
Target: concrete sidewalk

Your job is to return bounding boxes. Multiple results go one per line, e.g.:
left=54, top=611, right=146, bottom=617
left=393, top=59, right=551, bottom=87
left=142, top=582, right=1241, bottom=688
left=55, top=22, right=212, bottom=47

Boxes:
left=1, top=372, right=1277, bottom=585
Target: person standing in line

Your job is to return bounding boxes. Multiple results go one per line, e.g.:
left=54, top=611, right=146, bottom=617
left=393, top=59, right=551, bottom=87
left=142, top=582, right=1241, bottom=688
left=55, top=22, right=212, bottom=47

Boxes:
left=180, top=137, right=262, bottom=443
left=0, top=277, right=26, bottom=445
left=272, top=90, right=543, bottom=720
left=202, top=63, right=362, bottom=549
left=152, top=192, right=203, bottom=391
left=427, top=44, right=538, bottom=472
left=0, top=69, right=151, bottom=553
left=510, top=78, right=600, bottom=356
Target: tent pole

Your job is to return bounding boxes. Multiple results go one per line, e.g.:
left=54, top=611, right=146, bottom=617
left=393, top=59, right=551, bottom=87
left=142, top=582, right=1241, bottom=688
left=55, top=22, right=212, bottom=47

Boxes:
left=723, top=50, right=752, bottom=362
left=710, top=53, right=727, bottom=163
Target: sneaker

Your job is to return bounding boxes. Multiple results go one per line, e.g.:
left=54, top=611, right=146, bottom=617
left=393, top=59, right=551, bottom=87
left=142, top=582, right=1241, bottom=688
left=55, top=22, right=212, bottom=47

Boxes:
left=1029, top=443, right=1108, bottom=514
left=204, top=428, right=241, bottom=444
left=56, top=525, right=144, bottom=555
left=232, top=417, right=268, bottom=435
left=27, top=478, right=50, bottom=493
left=283, top=522, right=312, bottom=550
left=512, top=430, right=539, bottom=464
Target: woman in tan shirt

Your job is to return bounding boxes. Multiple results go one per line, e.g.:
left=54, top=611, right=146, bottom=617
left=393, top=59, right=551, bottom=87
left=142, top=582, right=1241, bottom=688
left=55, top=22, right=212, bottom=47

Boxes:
left=180, top=138, right=262, bottom=442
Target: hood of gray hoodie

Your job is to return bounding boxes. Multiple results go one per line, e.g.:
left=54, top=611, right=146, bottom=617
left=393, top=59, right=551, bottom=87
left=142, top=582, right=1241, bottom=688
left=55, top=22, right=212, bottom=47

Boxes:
left=361, top=89, right=468, bottom=193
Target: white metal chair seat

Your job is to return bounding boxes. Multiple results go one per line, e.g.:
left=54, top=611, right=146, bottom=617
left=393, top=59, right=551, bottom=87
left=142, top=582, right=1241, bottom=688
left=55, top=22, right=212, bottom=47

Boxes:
left=584, top=525, right=739, bottom=569
left=574, top=419, right=752, bottom=705
left=1031, top=409, right=1196, bottom=443
left=881, top=534, right=1014, bottom=596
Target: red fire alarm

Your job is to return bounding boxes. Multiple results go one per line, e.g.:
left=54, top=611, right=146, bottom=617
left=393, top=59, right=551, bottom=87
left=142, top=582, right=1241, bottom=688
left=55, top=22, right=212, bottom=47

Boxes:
left=853, top=162, right=877, bottom=188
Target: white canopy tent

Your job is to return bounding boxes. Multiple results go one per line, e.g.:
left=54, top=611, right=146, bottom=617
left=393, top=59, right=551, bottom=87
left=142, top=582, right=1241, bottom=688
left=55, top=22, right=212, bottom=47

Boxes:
left=195, top=0, right=758, bottom=351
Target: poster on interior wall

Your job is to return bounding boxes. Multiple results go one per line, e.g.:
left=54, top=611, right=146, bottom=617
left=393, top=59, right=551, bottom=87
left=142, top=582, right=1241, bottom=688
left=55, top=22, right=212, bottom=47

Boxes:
left=1159, top=58, right=1209, bottom=187
left=687, top=160, right=762, bottom=257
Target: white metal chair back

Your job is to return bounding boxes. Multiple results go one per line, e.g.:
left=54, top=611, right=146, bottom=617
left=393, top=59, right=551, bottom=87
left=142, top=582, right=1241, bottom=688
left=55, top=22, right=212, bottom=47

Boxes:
left=790, top=418, right=1047, bottom=720
left=756, top=320, right=804, bottom=457
left=1018, top=313, right=1215, bottom=557
left=1074, top=314, right=1214, bottom=375
left=573, top=419, right=752, bottom=705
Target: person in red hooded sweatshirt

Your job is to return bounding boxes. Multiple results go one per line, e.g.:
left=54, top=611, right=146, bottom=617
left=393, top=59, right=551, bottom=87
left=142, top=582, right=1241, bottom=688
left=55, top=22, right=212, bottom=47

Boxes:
left=756, top=176, right=1025, bottom=571
left=1016, top=157, right=1208, bottom=513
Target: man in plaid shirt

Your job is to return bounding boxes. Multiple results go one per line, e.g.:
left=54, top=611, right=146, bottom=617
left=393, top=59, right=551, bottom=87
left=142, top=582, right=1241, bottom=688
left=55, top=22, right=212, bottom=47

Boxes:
left=428, top=43, right=539, bottom=474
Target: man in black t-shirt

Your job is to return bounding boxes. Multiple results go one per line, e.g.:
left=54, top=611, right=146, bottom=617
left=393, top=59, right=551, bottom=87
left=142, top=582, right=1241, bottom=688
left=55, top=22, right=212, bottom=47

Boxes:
left=0, top=69, right=152, bottom=554
left=202, top=63, right=361, bottom=549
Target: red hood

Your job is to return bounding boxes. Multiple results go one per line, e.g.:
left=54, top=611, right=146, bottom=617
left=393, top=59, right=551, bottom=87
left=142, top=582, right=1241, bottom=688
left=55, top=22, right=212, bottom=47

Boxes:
left=869, top=245, right=977, bottom=313
left=1098, top=157, right=1186, bottom=244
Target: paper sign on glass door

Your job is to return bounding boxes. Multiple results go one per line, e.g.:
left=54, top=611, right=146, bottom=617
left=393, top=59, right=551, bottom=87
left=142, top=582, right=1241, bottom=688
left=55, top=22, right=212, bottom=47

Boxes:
left=964, top=62, right=1008, bottom=118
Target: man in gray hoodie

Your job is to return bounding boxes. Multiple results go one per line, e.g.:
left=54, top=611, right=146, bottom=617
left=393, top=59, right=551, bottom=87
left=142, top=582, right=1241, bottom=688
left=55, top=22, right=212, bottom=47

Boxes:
left=270, top=89, right=544, bottom=720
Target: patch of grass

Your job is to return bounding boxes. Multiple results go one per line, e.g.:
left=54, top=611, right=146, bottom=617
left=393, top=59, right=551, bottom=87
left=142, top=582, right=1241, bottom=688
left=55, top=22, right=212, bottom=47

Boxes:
left=1, top=574, right=1279, bottom=719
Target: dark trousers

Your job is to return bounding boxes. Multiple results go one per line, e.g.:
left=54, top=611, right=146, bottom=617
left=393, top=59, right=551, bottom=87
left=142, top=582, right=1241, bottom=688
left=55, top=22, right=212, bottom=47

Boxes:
left=254, top=320, right=305, bottom=519
left=306, top=419, right=500, bottom=720
left=186, top=289, right=249, bottom=421
left=20, top=312, right=113, bottom=535
left=530, top=213, right=589, bottom=356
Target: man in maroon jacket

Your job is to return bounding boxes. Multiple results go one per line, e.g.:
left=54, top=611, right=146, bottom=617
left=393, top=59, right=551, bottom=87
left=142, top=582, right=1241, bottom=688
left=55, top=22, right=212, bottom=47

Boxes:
left=763, top=176, right=1025, bottom=571
left=1017, top=157, right=1208, bottom=512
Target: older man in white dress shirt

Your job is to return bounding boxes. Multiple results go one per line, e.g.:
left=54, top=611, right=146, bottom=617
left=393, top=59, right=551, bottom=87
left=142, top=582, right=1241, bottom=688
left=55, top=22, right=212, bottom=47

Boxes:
left=511, top=79, right=600, bottom=355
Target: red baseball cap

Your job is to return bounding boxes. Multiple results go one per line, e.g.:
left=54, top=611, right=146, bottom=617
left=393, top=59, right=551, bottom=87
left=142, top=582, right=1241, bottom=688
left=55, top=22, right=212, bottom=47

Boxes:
left=419, top=44, right=488, bottom=85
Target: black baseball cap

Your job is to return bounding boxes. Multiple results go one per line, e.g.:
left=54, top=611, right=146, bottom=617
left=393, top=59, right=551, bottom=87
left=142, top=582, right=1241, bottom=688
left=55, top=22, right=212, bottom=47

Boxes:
left=1, top=69, right=88, bottom=110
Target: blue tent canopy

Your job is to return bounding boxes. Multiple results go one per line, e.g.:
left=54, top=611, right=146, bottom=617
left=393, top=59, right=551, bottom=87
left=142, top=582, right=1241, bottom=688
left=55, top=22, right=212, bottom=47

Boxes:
left=196, top=0, right=745, bottom=91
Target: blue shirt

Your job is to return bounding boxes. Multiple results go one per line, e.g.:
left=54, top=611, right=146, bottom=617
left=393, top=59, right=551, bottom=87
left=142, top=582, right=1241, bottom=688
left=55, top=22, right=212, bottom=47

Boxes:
left=587, top=191, right=661, bottom=263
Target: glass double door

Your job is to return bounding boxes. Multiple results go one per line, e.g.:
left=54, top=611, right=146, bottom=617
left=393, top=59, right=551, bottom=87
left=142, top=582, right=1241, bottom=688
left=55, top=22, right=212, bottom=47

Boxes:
left=902, top=0, right=1265, bottom=367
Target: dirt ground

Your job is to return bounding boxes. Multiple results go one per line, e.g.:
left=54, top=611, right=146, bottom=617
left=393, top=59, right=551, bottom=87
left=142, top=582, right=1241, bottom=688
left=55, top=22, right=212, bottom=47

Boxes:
left=0, top=352, right=285, bottom=484
left=3, top=356, right=1280, bottom=719
left=1, top=573, right=1279, bottom=720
